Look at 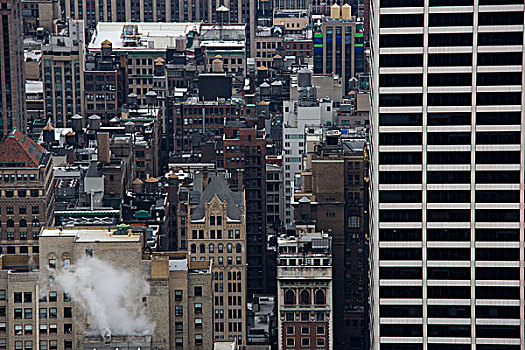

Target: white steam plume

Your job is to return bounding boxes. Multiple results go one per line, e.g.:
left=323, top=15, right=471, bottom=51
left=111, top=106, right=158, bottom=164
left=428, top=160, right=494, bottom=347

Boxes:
left=55, top=256, right=154, bottom=338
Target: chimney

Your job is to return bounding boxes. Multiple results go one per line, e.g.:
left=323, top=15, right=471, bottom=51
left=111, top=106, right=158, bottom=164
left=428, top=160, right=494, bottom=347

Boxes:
left=97, top=132, right=110, bottom=163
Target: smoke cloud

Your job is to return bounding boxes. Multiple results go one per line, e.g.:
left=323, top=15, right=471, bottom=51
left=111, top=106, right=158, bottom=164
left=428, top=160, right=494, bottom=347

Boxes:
left=55, top=256, right=154, bottom=338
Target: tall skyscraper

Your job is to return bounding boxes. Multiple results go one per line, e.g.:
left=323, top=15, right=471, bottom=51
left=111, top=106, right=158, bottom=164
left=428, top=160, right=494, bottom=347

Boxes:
left=371, top=1, right=524, bottom=349
left=0, top=0, right=25, bottom=139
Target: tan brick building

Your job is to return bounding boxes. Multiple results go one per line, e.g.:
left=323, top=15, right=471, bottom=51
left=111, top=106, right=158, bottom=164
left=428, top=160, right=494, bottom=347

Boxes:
left=186, top=175, right=247, bottom=346
left=0, top=129, right=54, bottom=255
left=0, top=226, right=213, bottom=349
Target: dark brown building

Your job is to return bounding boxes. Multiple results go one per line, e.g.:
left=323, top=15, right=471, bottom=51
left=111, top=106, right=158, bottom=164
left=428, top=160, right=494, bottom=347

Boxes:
left=0, top=129, right=54, bottom=254
left=84, top=40, right=129, bottom=125
left=294, top=128, right=368, bottom=350
left=0, top=0, right=26, bottom=140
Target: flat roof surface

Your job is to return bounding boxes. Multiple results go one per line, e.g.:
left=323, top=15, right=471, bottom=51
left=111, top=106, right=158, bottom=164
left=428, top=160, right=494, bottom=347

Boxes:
left=40, top=227, right=141, bottom=243
left=90, top=22, right=200, bottom=50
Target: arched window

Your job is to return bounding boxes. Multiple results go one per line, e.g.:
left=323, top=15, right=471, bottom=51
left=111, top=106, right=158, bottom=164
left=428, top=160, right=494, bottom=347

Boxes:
left=209, top=244, right=215, bottom=253
left=32, top=219, right=40, bottom=228
left=7, top=220, right=14, bottom=228
left=219, top=272, right=223, bottom=280
left=199, top=244, right=205, bottom=253
left=236, top=244, right=242, bottom=253
left=315, top=290, right=326, bottom=305
left=218, top=244, right=223, bottom=253
left=228, top=272, right=232, bottom=280
left=237, top=271, right=241, bottom=280
left=285, top=290, right=295, bottom=305
left=214, top=272, right=219, bottom=280
left=190, top=244, right=196, bottom=253
left=300, top=290, right=310, bottom=305
left=227, top=244, right=232, bottom=253
left=19, top=219, right=27, bottom=227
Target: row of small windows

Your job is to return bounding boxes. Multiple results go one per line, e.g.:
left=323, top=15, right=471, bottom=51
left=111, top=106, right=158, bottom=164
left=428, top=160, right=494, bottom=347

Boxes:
left=380, top=0, right=522, bottom=6
left=380, top=12, right=523, bottom=28
left=380, top=285, right=520, bottom=299
left=380, top=267, right=519, bottom=281
left=379, top=73, right=522, bottom=87
left=380, top=247, right=520, bottom=261
left=380, top=324, right=520, bottom=338
left=380, top=305, right=520, bottom=318
left=380, top=32, right=523, bottom=47
left=379, top=92, right=522, bottom=107
left=379, top=52, right=522, bottom=67
left=379, top=131, right=521, bottom=145
left=379, top=151, right=520, bottom=164
left=379, top=209, right=520, bottom=222
left=283, top=289, right=326, bottom=305
left=379, top=228, right=520, bottom=242
left=190, top=243, right=242, bottom=254
left=378, top=112, right=521, bottom=126
left=379, top=190, right=520, bottom=203
left=381, top=344, right=520, bottom=350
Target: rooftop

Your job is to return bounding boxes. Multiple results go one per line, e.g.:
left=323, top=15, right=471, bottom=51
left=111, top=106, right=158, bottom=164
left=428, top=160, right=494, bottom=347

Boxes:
left=40, top=226, right=141, bottom=243
left=0, top=129, right=49, bottom=168
left=89, top=22, right=201, bottom=51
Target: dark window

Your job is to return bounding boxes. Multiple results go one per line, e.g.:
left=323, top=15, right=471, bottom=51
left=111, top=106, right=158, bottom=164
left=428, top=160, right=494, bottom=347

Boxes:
left=428, top=113, right=471, bottom=126
left=477, top=72, right=522, bottom=86
left=380, top=0, right=423, bottom=6
left=381, top=345, right=422, bottom=350
left=479, top=12, right=524, bottom=26
left=428, top=73, right=471, bottom=86
left=380, top=171, right=422, bottom=184
left=427, top=248, right=470, bottom=260
left=428, top=132, right=470, bottom=145
left=379, top=113, right=422, bottom=126
left=428, top=346, right=470, bottom=350
left=380, top=324, right=422, bottom=337
left=427, top=267, right=470, bottom=280
left=380, top=305, right=422, bottom=317
left=476, top=287, right=520, bottom=299
left=430, top=0, right=473, bottom=4
left=379, top=152, right=422, bottom=164
left=428, top=152, right=470, bottom=164
left=476, top=190, right=519, bottom=203
left=475, top=209, right=520, bottom=222
left=476, top=306, right=520, bottom=319
left=476, top=151, right=520, bottom=164
left=427, top=306, right=470, bottom=318
left=379, top=248, right=422, bottom=260
left=427, top=229, right=470, bottom=241
left=427, top=171, right=470, bottom=184
left=379, top=267, right=422, bottom=279
left=379, top=190, right=422, bottom=203
left=379, top=229, right=422, bottom=241
left=428, top=53, right=472, bottom=66
left=428, top=93, right=471, bottom=106
left=379, top=74, right=423, bottom=87
left=476, top=248, right=519, bottom=261
left=427, top=209, right=470, bottom=222
left=428, top=325, right=471, bottom=337
left=380, top=14, right=424, bottom=27
left=477, top=112, right=521, bottom=125
left=427, top=190, right=470, bottom=203
left=379, top=34, right=423, bottom=47
left=478, top=32, right=523, bottom=46
left=429, top=33, right=472, bottom=46
left=379, top=132, right=421, bottom=145
left=476, top=171, right=520, bottom=184
left=476, top=325, right=520, bottom=339
left=379, top=93, right=422, bottom=107
left=476, top=267, right=519, bottom=280
left=428, top=286, right=470, bottom=298
left=478, top=52, right=522, bottom=66
left=477, top=131, right=520, bottom=144
left=379, top=54, right=423, bottom=67
left=477, top=346, right=520, bottom=350
left=379, top=210, right=422, bottom=222
left=476, top=229, right=519, bottom=242
left=477, top=92, right=521, bottom=105
left=380, top=286, right=422, bottom=298
left=429, top=13, right=473, bottom=26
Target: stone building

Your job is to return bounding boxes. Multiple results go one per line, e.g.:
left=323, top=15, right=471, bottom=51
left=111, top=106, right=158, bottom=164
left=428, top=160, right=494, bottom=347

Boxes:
left=0, top=225, right=213, bottom=350
left=0, top=129, right=54, bottom=255
left=186, top=174, right=247, bottom=346
left=277, top=225, right=333, bottom=350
